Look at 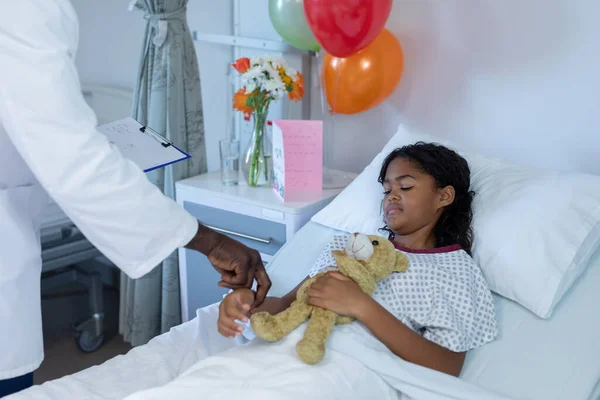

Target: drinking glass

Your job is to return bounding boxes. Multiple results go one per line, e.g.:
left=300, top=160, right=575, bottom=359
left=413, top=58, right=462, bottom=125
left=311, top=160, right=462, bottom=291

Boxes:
left=219, top=139, right=240, bottom=186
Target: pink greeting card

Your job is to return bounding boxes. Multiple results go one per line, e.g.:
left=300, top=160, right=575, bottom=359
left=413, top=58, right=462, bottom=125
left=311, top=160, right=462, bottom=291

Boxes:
left=272, top=120, right=323, bottom=200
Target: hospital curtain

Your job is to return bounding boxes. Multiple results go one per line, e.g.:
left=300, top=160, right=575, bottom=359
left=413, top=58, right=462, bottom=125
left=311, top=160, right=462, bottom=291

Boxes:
left=119, top=0, right=207, bottom=346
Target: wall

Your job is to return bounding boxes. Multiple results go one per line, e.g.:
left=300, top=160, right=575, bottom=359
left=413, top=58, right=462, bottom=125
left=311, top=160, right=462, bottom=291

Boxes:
left=70, top=0, right=145, bottom=89
left=72, top=0, right=600, bottom=176
left=311, top=0, right=600, bottom=175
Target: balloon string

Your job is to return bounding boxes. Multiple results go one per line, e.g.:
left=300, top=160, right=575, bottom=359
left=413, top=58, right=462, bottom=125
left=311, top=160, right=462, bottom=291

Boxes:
left=316, top=50, right=331, bottom=168
left=333, top=58, right=341, bottom=115
left=316, top=51, right=326, bottom=117
left=327, top=59, right=341, bottom=169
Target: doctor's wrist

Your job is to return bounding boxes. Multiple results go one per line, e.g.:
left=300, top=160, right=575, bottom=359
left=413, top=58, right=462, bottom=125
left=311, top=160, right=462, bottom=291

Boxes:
left=186, top=221, right=221, bottom=256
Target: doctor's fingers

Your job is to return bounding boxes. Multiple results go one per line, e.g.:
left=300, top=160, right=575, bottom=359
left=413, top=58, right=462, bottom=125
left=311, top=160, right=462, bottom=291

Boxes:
left=213, top=264, right=236, bottom=282
left=231, top=248, right=262, bottom=285
left=217, top=280, right=248, bottom=290
left=252, top=263, right=271, bottom=310
left=218, top=264, right=255, bottom=288
left=216, top=261, right=253, bottom=287
left=207, top=252, right=239, bottom=277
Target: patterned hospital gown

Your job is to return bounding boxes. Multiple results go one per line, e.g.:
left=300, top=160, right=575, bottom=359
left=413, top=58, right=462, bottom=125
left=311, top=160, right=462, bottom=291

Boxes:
left=307, top=235, right=499, bottom=352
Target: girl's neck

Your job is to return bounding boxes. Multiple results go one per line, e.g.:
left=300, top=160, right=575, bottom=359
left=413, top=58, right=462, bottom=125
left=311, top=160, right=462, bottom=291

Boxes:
left=392, top=230, right=436, bottom=251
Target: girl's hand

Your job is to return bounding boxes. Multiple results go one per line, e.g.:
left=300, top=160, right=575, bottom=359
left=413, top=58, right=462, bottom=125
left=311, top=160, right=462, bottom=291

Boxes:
left=307, top=272, right=372, bottom=319
left=218, top=288, right=254, bottom=338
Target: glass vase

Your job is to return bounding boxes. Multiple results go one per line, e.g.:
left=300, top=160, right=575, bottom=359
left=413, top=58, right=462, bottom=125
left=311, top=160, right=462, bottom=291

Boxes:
left=242, top=110, right=273, bottom=187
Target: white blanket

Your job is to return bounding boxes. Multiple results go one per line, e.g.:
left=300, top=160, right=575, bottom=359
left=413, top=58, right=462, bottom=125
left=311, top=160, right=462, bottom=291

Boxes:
left=123, top=322, right=515, bottom=400
left=6, top=305, right=238, bottom=400
left=9, top=222, right=600, bottom=400
left=10, top=299, right=515, bottom=400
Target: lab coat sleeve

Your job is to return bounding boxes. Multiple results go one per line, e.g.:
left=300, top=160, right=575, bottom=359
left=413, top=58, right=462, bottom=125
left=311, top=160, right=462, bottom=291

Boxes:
left=0, top=0, right=199, bottom=279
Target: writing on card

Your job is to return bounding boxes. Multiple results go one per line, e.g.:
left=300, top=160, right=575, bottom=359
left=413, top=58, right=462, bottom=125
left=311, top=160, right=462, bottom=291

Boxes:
left=272, top=120, right=323, bottom=200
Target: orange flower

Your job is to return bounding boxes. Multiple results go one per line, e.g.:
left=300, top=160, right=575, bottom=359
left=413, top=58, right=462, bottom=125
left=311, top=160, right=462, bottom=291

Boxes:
left=289, top=84, right=304, bottom=102
left=232, top=57, right=251, bottom=74
left=295, top=72, right=305, bottom=88
left=288, top=72, right=305, bottom=102
left=233, top=88, right=254, bottom=118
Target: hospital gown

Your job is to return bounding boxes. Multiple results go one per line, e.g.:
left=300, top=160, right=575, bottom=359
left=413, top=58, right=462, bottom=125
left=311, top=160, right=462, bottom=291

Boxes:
left=123, top=236, right=498, bottom=400
left=307, top=235, right=499, bottom=352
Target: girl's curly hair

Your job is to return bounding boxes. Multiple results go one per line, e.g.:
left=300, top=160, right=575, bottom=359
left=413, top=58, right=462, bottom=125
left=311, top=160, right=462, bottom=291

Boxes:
left=378, top=142, right=475, bottom=255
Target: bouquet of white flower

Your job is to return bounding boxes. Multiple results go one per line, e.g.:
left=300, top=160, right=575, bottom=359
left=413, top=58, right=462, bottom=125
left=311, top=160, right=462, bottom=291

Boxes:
left=232, top=55, right=304, bottom=187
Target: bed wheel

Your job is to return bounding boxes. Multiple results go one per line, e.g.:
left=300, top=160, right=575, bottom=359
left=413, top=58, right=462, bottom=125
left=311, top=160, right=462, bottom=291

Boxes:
left=74, top=312, right=105, bottom=353
left=75, top=330, right=105, bottom=353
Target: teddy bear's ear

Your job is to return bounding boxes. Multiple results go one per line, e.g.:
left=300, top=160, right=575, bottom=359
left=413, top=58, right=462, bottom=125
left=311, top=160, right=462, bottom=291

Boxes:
left=394, top=252, right=409, bottom=272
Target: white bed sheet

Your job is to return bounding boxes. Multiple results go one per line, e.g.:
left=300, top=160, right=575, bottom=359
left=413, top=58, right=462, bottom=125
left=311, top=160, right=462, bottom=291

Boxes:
left=10, top=221, right=600, bottom=400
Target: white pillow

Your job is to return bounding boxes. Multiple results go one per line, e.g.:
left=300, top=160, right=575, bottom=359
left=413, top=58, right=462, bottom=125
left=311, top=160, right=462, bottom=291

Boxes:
left=312, top=124, right=600, bottom=318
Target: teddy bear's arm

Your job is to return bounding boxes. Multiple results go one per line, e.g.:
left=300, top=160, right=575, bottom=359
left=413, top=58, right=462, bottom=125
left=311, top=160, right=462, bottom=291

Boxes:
left=394, top=252, right=410, bottom=272
left=333, top=251, right=377, bottom=295
left=251, top=301, right=312, bottom=342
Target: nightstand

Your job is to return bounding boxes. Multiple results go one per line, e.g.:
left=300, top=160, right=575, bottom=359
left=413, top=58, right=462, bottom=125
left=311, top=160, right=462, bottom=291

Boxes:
left=176, top=170, right=354, bottom=322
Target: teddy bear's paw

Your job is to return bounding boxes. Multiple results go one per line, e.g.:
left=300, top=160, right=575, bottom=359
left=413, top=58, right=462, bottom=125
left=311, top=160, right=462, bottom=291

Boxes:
left=250, top=312, right=284, bottom=342
left=296, top=338, right=325, bottom=365
left=335, top=315, right=354, bottom=325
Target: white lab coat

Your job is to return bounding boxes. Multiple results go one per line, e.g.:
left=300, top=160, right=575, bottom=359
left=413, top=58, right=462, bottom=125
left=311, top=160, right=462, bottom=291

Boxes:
left=0, top=0, right=199, bottom=380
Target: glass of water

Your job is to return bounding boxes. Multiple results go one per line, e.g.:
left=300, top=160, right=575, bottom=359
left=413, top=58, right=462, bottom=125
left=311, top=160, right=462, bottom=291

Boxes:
left=219, top=139, right=240, bottom=186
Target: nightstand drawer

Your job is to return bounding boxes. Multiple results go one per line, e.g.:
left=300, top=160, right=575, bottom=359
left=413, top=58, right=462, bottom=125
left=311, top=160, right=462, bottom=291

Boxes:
left=183, top=201, right=286, bottom=256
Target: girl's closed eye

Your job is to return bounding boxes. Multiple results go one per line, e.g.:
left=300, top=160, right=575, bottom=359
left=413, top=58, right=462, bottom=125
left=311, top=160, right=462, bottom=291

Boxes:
left=383, top=187, right=412, bottom=195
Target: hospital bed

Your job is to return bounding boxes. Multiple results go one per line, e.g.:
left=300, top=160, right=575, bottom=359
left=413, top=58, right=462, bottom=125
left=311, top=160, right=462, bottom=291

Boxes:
left=12, top=220, right=600, bottom=400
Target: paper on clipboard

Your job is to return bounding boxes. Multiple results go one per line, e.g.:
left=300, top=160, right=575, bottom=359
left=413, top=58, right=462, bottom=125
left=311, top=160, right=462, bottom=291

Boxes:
left=97, top=117, right=190, bottom=172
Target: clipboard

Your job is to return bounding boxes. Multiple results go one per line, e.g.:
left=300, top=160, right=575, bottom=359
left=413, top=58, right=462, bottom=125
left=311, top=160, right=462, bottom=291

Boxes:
left=97, top=117, right=191, bottom=172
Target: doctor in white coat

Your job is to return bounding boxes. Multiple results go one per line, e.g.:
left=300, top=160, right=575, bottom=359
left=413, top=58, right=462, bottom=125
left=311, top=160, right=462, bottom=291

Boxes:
left=0, top=0, right=271, bottom=396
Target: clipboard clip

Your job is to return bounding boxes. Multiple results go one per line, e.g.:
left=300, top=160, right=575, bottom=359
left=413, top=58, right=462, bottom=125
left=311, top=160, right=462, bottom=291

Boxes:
left=140, top=125, right=172, bottom=148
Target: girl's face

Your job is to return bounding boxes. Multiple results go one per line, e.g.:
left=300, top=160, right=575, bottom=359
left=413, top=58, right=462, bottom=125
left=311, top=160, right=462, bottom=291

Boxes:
left=382, top=158, right=454, bottom=236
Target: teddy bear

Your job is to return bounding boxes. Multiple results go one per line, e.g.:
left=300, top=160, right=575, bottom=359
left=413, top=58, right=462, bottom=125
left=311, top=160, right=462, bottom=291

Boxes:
left=250, top=233, right=409, bottom=365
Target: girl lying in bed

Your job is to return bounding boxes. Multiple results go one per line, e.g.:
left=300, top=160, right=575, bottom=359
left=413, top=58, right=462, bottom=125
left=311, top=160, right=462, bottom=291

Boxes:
left=125, top=142, right=498, bottom=400
left=219, top=142, right=498, bottom=377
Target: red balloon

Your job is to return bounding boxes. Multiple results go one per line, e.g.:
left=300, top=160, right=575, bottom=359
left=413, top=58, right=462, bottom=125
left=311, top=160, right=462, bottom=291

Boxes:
left=303, top=0, right=393, bottom=58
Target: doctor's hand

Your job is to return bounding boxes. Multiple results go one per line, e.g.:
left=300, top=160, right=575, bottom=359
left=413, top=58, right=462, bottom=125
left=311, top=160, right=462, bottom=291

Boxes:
left=186, top=223, right=271, bottom=309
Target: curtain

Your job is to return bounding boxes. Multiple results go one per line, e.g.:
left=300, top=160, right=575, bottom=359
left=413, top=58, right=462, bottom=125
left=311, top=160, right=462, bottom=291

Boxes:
left=119, top=0, right=207, bottom=346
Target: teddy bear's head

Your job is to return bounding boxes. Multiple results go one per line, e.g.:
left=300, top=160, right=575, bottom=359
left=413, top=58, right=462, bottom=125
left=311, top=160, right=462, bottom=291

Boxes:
left=343, top=233, right=408, bottom=281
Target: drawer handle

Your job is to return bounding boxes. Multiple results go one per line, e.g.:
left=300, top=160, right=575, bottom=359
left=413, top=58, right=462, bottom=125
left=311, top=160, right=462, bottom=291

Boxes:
left=205, top=225, right=272, bottom=244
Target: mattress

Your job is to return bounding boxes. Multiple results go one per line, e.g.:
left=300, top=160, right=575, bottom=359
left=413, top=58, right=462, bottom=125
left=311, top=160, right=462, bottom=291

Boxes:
left=12, top=221, right=600, bottom=400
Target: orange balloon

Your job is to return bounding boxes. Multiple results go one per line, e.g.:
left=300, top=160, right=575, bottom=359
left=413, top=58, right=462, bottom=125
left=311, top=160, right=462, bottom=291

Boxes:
left=322, top=28, right=404, bottom=115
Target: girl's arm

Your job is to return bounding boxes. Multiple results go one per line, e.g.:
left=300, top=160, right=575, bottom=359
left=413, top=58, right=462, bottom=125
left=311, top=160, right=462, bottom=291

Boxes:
left=355, top=298, right=466, bottom=377
left=252, top=239, right=336, bottom=314
left=307, top=272, right=466, bottom=377
left=251, top=276, right=308, bottom=315
left=219, top=277, right=308, bottom=338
